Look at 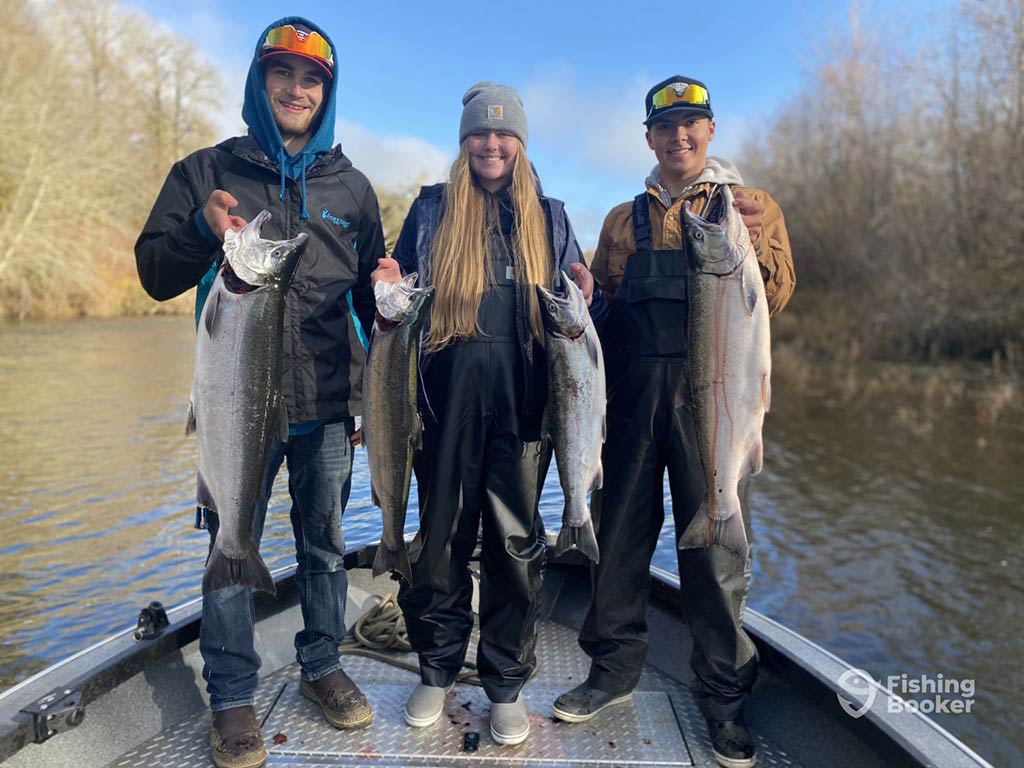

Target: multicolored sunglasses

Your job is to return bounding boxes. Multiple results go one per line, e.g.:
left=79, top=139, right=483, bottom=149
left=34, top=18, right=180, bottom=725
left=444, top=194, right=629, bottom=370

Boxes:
left=262, top=24, right=334, bottom=74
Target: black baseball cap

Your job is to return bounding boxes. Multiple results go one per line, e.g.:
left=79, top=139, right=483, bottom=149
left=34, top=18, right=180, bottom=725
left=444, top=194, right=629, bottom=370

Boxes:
left=644, top=75, right=713, bottom=125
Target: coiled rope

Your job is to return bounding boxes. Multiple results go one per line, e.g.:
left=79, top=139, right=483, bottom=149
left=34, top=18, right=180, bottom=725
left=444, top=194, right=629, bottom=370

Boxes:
left=340, top=592, right=481, bottom=685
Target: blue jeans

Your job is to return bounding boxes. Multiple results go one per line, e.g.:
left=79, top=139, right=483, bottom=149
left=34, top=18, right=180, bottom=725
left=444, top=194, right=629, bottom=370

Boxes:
left=199, top=419, right=354, bottom=711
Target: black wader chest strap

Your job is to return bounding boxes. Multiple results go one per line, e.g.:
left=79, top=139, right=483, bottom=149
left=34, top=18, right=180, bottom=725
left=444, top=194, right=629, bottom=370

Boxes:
left=632, top=193, right=651, bottom=251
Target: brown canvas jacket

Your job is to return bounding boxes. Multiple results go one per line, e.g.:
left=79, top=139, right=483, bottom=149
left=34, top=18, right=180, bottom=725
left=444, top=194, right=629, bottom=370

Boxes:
left=590, top=180, right=795, bottom=315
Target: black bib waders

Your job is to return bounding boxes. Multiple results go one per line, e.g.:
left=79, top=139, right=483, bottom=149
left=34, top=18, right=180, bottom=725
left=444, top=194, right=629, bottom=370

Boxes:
left=398, top=234, right=550, bottom=705
left=578, top=194, right=757, bottom=721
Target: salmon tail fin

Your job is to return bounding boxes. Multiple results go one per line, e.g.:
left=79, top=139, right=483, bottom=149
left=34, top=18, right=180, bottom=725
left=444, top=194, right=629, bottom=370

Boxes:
left=554, top=518, right=600, bottom=564
left=372, top=542, right=412, bottom=583
left=202, top=542, right=276, bottom=596
left=677, top=503, right=748, bottom=563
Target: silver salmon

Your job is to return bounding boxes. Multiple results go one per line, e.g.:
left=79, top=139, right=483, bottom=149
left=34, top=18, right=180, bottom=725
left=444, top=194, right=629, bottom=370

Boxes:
left=186, top=210, right=307, bottom=595
left=537, top=274, right=605, bottom=564
left=677, top=185, right=771, bottom=561
left=363, top=273, right=433, bottom=583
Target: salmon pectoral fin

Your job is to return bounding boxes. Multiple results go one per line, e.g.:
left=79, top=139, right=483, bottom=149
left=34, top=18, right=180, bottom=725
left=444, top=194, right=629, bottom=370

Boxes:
left=203, top=289, right=221, bottom=336
left=761, top=373, right=772, bottom=413
left=412, top=413, right=424, bottom=451
left=196, top=471, right=215, bottom=511
left=185, top=402, right=196, bottom=436
left=277, top=402, right=289, bottom=444
left=740, top=263, right=758, bottom=316
left=677, top=500, right=748, bottom=563
left=586, top=328, right=601, bottom=367
left=748, top=437, right=764, bottom=476
left=554, top=517, right=600, bottom=564
left=372, top=541, right=412, bottom=583
left=202, top=541, right=276, bottom=596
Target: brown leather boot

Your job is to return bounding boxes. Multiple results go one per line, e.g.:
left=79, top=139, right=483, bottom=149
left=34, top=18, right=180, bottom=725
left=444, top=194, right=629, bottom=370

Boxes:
left=300, top=668, right=372, bottom=729
left=209, top=706, right=267, bottom=768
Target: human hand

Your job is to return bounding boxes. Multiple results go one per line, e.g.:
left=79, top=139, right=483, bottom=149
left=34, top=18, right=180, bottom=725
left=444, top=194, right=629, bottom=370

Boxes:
left=732, top=189, right=765, bottom=245
left=568, top=262, right=594, bottom=307
left=203, top=190, right=247, bottom=242
left=350, top=429, right=362, bottom=448
left=371, top=258, right=402, bottom=286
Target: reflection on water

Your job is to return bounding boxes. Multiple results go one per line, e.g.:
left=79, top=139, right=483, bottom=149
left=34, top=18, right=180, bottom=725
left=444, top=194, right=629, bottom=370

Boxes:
left=0, top=317, right=1020, bottom=764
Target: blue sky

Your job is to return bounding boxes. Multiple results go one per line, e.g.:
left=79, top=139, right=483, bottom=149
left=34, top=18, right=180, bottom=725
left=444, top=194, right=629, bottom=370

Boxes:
left=127, top=0, right=952, bottom=248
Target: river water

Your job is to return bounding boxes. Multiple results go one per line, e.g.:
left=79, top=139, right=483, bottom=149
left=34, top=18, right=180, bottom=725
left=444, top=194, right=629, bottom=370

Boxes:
left=0, top=316, right=1019, bottom=764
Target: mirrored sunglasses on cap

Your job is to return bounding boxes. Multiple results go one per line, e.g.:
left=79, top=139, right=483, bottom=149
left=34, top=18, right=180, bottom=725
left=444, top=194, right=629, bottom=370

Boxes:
left=647, top=82, right=710, bottom=117
left=261, top=24, right=334, bottom=76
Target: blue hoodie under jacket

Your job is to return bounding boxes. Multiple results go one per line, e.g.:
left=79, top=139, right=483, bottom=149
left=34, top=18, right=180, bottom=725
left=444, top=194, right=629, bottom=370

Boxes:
left=134, top=17, right=385, bottom=423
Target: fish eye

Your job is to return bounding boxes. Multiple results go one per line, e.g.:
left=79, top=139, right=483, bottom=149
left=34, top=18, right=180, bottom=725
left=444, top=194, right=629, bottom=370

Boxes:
left=693, top=230, right=703, bottom=240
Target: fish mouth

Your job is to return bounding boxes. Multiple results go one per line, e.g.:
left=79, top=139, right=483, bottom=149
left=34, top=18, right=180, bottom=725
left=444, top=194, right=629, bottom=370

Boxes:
left=222, top=211, right=307, bottom=288
left=251, top=210, right=272, bottom=230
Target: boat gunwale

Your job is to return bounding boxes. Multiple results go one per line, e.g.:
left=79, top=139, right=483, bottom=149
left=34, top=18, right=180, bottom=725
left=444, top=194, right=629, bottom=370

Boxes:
left=0, top=545, right=993, bottom=767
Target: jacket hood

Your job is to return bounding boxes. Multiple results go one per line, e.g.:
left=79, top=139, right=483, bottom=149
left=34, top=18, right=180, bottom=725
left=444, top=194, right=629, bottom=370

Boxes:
left=646, top=156, right=745, bottom=207
left=241, top=16, right=339, bottom=218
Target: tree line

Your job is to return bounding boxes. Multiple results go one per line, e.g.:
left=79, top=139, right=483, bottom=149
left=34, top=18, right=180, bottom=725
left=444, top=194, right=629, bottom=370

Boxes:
left=3, top=0, right=1021, bottom=380
left=741, top=0, right=1023, bottom=371
left=0, top=0, right=416, bottom=319
left=0, top=0, right=224, bottom=317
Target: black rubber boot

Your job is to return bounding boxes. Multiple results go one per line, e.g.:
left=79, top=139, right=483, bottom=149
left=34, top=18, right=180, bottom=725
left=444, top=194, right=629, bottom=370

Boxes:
left=551, top=681, right=633, bottom=723
left=707, top=715, right=757, bottom=768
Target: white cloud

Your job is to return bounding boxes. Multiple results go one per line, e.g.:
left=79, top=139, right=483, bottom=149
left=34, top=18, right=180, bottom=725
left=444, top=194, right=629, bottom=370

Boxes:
left=522, top=71, right=654, bottom=179
left=336, top=119, right=452, bottom=193
left=522, top=70, right=749, bottom=181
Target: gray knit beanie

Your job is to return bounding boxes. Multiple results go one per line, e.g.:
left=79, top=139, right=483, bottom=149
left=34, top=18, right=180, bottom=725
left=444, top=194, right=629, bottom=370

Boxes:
left=459, top=81, right=528, bottom=147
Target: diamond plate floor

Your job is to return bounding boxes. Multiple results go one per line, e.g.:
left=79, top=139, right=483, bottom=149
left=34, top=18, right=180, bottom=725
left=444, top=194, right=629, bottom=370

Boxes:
left=107, top=618, right=799, bottom=768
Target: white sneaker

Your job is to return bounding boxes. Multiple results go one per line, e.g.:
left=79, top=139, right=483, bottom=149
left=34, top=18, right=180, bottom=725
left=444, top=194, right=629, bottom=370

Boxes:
left=404, top=683, right=453, bottom=727
left=490, top=695, right=529, bottom=745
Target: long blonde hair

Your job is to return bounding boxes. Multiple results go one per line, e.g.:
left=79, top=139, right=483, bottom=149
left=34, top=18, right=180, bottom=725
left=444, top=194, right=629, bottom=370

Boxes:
left=424, top=140, right=552, bottom=353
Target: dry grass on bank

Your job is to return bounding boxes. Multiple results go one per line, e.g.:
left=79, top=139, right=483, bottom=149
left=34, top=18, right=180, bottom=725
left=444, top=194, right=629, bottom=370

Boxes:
left=772, top=338, right=1023, bottom=430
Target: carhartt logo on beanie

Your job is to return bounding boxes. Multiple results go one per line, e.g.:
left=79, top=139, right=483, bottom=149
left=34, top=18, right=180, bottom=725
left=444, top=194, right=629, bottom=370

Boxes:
left=459, top=81, right=527, bottom=147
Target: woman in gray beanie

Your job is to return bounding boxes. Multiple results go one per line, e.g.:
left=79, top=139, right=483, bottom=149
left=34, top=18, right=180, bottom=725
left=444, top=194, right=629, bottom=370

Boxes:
left=372, top=81, right=607, bottom=746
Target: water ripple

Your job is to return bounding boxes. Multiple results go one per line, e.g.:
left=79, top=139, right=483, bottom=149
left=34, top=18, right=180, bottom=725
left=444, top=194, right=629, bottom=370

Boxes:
left=0, top=316, right=1020, bottom=764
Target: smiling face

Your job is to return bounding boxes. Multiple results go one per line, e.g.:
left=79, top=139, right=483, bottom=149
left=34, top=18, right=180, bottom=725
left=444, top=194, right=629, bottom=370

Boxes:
left=465, top=130, right=519, bottom=193
left=646, top=112, right=715, bottom=193
left=263, top=53, right=326, bottom=152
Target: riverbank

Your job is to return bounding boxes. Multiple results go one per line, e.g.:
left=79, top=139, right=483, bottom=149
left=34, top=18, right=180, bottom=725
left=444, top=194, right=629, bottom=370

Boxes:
left=6, top=298, right=1021, bottom=429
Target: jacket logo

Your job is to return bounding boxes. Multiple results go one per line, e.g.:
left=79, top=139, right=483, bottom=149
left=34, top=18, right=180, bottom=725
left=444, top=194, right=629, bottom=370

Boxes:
left=321, top=208, right=350, bottom=228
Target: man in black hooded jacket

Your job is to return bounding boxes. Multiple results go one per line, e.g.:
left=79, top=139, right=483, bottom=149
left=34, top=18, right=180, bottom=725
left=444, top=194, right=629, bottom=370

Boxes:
left=135, top=16, right=383, bottom=768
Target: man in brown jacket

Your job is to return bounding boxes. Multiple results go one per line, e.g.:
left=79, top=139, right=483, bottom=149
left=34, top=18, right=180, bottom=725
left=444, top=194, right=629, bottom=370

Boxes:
left=552, top=75, right=795, bottom=768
